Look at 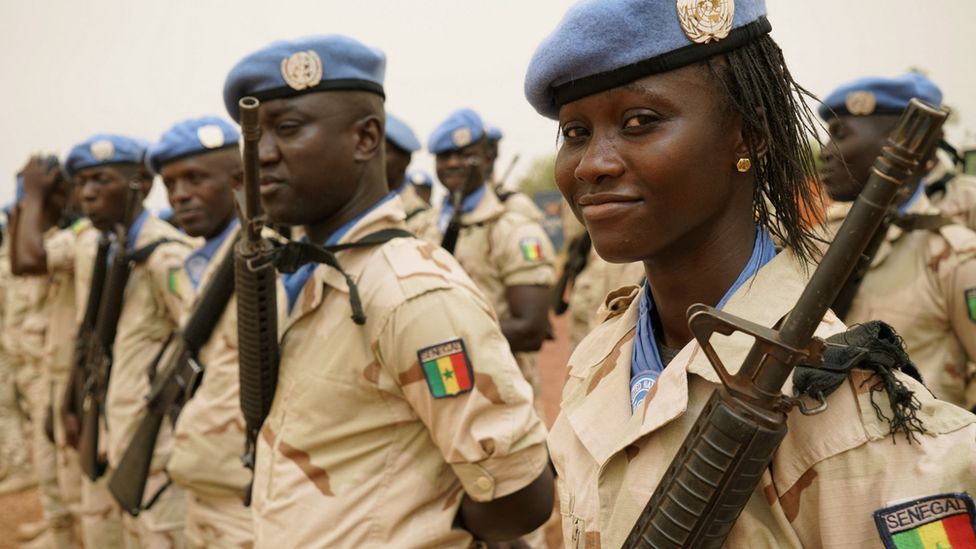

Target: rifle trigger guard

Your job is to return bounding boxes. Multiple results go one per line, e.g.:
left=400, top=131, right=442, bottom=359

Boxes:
left=787, top=391, right=828, bottom=416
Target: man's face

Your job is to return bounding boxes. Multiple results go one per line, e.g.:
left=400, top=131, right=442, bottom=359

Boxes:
left=160, top=149, right=240, bottom=239
left=384, top=140, right=411, bottom=192
left=78, top=164, right=141, bottom=231
left=435, top=141, right=487, bottom=196
left=255, top=92, right=369, bottom=226
left=820, top=115, right=899, bottom=202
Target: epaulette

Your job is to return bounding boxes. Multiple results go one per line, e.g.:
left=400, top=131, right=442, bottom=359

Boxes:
left=597, top=284, right=641, bottom=323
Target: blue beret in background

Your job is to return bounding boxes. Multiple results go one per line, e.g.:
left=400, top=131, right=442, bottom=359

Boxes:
left=223, top=34, right=386, bottom=121
left=486, top=125, right=503, bottom=142
left=524, top=0, right=769, bottom=119
left=385, top=113, right=422, bottom=153
left=817, top=73, right=943, bottom=121
left=428, top=108, right=486, bottom=155
left=65, top=134, right=149, bottom=178
left=14, top=175, right=24, bottom=202
left=146, top=116, right=240, bottom=174
left=407, top=170, right=433, bottom=187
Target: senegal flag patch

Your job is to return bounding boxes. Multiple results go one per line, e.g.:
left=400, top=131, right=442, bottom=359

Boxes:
left=966, top=288, right=976, bottom=322
left=417, top=339, right=474, bottom=398
left=520, top=237, right=543, bottom=262
left=874, top=493, right=976, bottom=549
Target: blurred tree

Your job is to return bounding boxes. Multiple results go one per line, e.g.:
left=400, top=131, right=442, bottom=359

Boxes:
left=515, top=154, right=556, bottom=197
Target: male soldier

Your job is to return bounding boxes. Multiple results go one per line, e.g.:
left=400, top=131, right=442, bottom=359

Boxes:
left=384, top=113, right=429, bottom=227
left=407, top=169, right=433, bottom=206
left=11, top=158, right=89, bottom=547
left=485, top=125, right=545, bottom=223
left=18, top=134, right=197, bottom=546
left=820, top=73, right=976, bottom=410
left=412, top=109, right=555, bottom=399
left=222, top=34, right=553, bottom=546
left=145, top=117, right=257, bottom=547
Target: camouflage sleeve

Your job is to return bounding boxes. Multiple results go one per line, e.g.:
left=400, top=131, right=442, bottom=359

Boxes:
left=374, top=285, right=549, bottom=502
left=43, top=228, right=77, bottom=273
left=147, top=242, right=193, bottom=326
left=944, top=255, right=976, bottom=409
left=494, top=216, right=556, bottom=287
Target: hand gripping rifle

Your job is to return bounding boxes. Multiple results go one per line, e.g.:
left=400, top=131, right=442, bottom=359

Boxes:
left=623, top=99, right=948, bottom=548
left=79, top=182, right=143, bottom=481
left=108, top=242, right=237, bottom=516
left=62, top=233, right=111, bottom=448
left=235, top=97, right=280, bottom=506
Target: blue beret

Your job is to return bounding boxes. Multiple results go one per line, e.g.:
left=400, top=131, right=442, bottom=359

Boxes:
left=65, top=134, right=149, bottom=178
left=223, top=34, right=386, bottom=121
left=146, top=116, right=240, bottom=174
left=15, top=175, right=24, bottom=202
left=525, top=0, right=770, bottom=119
left=486, top=125, right=503, bottom=142
left=428, top=109, right=486, bottom=154
left=817, top=73, right=943, bottom=121
left=385, top=113, right=422, bottom=153
left=407, top=170, right=433, bottom=187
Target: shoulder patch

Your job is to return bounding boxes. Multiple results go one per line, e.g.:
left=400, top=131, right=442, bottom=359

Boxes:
left=417, top=339, right=474, bottom=398
left=70, top=218, right=91, bottom=235
left=966, top=288, right=976, bottom=322
left=873, top=492, right=976, bottom=549
left=519, top=237, right=543, bottom=261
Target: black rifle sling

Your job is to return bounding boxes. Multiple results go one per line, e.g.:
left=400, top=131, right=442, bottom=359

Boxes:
left=271, top=228, right=414, bottom=325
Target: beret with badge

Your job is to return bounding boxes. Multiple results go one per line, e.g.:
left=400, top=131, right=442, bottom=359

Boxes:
left=524, top=0, right=771, bottom=119
left=223, top=34, right=386, bottom=122
left=817, top=73, right=943, bottom=121
left=64, top=134, right=150, bottom=178
left=428, top=108, right=486, bottom=155
left=385, top=113, right=422, bottom=154
left=146, top=116, right=240, bottom=175
left=407, top=170, right=433, bottom=188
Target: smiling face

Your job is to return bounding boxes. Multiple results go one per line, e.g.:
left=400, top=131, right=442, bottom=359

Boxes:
left=554, top=63, right=754, bottom=264
left=435, top=140, right=487, bottom=197
left=160, top=148, right=240, bottom=239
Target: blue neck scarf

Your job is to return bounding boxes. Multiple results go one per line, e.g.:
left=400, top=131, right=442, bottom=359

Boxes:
left=184, top=218, right=239, bottom=290
left=898, top=181, right=925, bottom=213
left=281, top=192, right=397, bottom=312
left=629, top=226, right=777, bottom=411
left=437, top=185, right=486, bottom=233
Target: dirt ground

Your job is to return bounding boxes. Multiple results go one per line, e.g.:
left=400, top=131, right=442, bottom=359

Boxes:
left=0, top=314, right=574, bottom=548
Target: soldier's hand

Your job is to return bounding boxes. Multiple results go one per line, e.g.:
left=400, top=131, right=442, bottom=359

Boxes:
left=20, top=155, right=62, bottom=199
left=44, top=405, right=55, bottom=444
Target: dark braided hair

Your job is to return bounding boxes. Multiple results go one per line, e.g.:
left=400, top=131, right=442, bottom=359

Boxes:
left=706, top=35, right=825, bottom=264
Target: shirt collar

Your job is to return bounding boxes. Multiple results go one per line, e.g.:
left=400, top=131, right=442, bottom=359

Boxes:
left=437, top=184, right=487, bottom=233
left=184, top=217, right=239, bottom=289
left=126, top=209, right=149, bottom=251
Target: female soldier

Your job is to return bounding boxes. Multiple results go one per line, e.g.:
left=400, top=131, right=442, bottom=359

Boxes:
left=524, top=0, right=976, bottom=547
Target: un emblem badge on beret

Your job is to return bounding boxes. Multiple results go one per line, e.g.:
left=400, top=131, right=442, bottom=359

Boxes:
left=452, top=128, right=472, bottom=148
left=677, top=0, right=734, bottom=44
left=846, top=91, right=877, bottom=116
left=281, top=50, right=324, bottom=91
left=411, top=172, right=426, bottom=184
left=89, top=140, right=115, bottom=161
left=196, top=125, right=226, bottom=149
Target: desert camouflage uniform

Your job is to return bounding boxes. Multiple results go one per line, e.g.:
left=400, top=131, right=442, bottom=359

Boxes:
left=252, top=197, right=549, bottom=547
left=549, top=251, right=976, bottom=548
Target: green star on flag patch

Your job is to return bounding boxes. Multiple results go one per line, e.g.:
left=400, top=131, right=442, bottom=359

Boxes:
left=417, top=339, right=474, bottom=398
left=873, top=493, right=976, bottom=548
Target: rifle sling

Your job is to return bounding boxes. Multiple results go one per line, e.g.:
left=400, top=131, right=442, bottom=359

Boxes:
left=270, top=228, right=413, bottom=325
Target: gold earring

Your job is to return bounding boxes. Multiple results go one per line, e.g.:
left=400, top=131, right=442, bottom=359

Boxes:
left=736, top=158, right=752, bottom=173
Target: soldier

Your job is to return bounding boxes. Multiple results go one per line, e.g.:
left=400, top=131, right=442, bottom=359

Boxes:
left=926, top=142, right=976, bottom=231
left=144, top=116, right=256, bottom=547
left=222, top=34, right=553, bottom=546
left=11, top=157, right=89, bottom=547
left=819, top=74, right=976, bottom=411
left=485, top=125, right=545, bottom=223
left=22, top=134, right=197, bottom=547
left=412, top=109, right=555, bottom=399
left=406, top=169, right=433, bottom=206
left=384, top=113, right=429, bottom=228
left=524, top=0, right=976, bottom=546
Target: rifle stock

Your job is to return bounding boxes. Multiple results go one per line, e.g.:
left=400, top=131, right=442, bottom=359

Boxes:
left=623, top=99, right=948, bottom=548
left=235, top=96, right=280, bottom=505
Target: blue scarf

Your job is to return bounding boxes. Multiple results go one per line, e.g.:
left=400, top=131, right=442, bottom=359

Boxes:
left=281, top=192, right=397, bottom=312
left=629, top=227, right=777, bottom=411
left=436, top=185, right=486, bottom=233
left=184, top=218, right=239, bottom=290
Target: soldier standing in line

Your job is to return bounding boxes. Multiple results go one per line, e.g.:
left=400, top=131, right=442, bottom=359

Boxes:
left=222, top=34, right=553, bottom=547
left=384, top=113, right=429, bottom=228
left=524, top=0, right=976, bottom=546
left=819, top=73, right=976, bottom=411
left=412, top=109, right=556, bottom=401
left=406, top=169, right=433, bottom=206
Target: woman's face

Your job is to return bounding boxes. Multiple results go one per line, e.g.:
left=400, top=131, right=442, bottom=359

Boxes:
left=555, top=64, right=753, bottom=264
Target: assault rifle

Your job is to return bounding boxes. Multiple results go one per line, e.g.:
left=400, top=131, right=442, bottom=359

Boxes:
left=108, top=240, right=237, bottom=515
left=235, top=97, right=280, bottom=505
left=79, top=182, right=142, bottom=481
left=623, top=99, right=948, bottom=548
left=62, top=234, right=110, bottom=448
